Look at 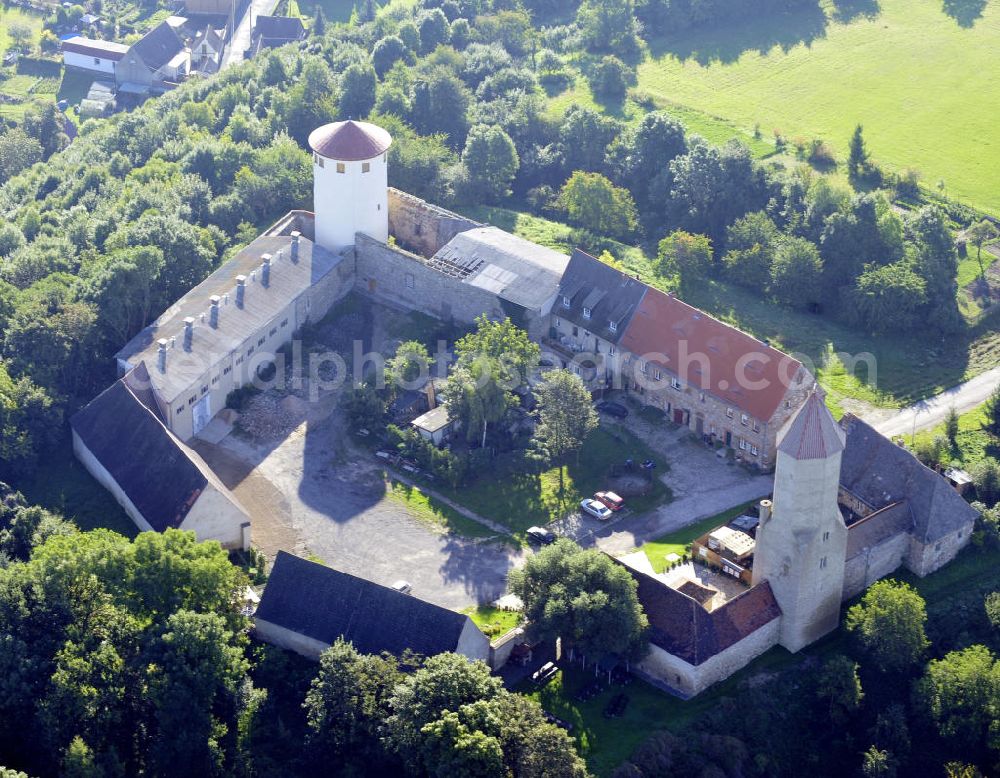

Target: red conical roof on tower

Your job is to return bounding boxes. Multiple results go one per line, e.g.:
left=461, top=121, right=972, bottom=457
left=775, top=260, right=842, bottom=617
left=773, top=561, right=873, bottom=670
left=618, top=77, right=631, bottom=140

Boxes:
left=777, top=391, right=845, bottom=460
left=308, top=120, right=392, bottom=161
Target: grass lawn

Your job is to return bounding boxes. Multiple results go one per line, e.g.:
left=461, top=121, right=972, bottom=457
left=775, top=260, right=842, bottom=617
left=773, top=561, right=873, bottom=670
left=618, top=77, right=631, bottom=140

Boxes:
left=912, top=402, right=994, bottom=469
left=0, top=7, right=43, bottom=56
left=440, top=425, right=670, bottom=536
left=385, top=477, right=500, bottom=539
left=460, top=605, right=522, bottom=638
left=16, top=440, right=136, bottom=538
left=637, top=0, right=1000, bottom=215
left=460, top=203, right=1000, bottom=412
left=639, top=501, right=753, bottom=573
left=296, top=0, right=360, bottom=23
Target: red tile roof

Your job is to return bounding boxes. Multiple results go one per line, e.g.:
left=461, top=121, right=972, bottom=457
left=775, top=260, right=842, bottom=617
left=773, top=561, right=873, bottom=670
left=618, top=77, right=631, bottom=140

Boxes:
left=308, top=120, right=392, bottom=161
left=618, top=287, right=804, bottom=422
left=777, top=391, right=845, bottom=460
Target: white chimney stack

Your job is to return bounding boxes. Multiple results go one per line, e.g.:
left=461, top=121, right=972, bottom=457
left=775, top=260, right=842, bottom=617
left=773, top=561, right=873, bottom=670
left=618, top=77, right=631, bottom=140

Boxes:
left=261, top=253, right=272, bottom=287
left=290, top=231, right=301, bottom=262
left=759, top=499, right=773, bottom=524
left=236, top=275, right=247, bottom=308
left=157, top=338, right=168, bottom=372
left=209, top=295, right=221, bottom=328
left=183, top=317, right=194, bottom=351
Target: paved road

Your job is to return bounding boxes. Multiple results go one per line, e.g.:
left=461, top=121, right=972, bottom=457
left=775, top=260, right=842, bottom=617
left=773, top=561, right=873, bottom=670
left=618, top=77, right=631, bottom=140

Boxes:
left=870, top=366, right=1000, bottom=439
left=222, top=0, right=280, bottom=69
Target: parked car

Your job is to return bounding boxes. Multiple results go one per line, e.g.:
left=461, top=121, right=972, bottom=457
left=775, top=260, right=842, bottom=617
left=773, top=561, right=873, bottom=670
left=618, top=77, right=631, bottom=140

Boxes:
left=390, top=580, right=413, bottom=595
left=595, top=491, right=625, bottom=511
left=596, top=400, right=628, bottom=418
left=526, top=526, right=556, bottom=545
left=580, top=498, right=613, bottom=521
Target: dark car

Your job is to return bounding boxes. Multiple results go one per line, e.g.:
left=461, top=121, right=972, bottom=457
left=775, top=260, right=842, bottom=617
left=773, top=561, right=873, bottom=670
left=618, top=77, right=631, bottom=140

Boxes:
left=596, top=400, right=629, bottom=419
left=527, top=526, right=556, bottom=545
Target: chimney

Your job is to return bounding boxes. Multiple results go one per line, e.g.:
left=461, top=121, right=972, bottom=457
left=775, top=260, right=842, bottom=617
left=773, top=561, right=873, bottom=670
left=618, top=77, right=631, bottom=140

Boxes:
left=759, top=499, right=772, bottom=524
left=157, top=338, right=168, bottom=372
left=425, top=380, right=437, bottom=409
left=236, top=275, right=247, bottom=308
left=183, top=317, right=194, bottom=351
left=261, top=254, right=272, bottom=287
left=290, top=231, right=301, bottom=263
left=209, top=295, right=221, bottom=328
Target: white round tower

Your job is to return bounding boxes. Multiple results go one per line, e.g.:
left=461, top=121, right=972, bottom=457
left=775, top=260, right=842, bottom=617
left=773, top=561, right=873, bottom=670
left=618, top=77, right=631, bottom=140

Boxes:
left=308, top=120, right=392, bottom=253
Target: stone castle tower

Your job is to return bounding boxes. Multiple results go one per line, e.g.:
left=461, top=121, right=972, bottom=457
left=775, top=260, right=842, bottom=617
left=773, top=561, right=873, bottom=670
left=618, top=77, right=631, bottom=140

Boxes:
left=751, top=391, right=848, bottom=653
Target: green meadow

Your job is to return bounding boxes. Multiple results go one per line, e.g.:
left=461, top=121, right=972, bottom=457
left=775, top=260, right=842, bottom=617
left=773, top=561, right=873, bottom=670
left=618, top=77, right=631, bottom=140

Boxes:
left=636, top=0, right=1000, bottom=214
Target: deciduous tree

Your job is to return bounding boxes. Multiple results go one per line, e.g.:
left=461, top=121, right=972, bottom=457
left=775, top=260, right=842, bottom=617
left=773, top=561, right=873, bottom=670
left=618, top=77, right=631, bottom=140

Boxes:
left=845, top=580, right=929, bottom=675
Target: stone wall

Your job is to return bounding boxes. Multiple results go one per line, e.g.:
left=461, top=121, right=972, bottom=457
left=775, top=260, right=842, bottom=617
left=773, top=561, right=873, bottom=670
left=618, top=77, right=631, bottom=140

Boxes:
left=387, top=188, right=479, bottom=258
left=355, top=233, right=502, bottom=322
left=842, top=531, right=909, bottom=600
left=637, top=616, right=781, bottom=696
left=839, top=487, right=875, bottom=518
left=906, top=525, right=973, bottom=577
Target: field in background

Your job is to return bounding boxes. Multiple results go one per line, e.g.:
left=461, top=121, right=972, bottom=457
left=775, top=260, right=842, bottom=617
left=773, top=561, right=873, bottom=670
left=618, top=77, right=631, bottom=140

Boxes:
left=636, top=0, right=1000, bottom=214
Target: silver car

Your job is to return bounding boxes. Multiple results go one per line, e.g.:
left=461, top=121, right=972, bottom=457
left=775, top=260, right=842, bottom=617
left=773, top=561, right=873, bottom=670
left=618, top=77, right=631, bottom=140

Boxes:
left=580, top=498, right=613, bottom=521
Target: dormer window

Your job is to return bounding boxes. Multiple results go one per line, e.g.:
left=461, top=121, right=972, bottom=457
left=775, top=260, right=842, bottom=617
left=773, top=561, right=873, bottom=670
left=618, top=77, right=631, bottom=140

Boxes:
left=583, top=307, right=592, bottom=319
left=639, top=360, right=647, bottom=375
left=653, top=368, right=662, bottom=380
left=562, top=295, right=571, bottom=308
left=609, top=320, right=617, bottom=333
left=671, top=377, right=682, bottom=390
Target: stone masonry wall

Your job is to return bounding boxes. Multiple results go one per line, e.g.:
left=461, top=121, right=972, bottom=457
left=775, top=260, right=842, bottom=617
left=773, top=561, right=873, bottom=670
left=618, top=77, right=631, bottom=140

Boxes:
left=906, top=525, right=973, bottom=577
left=842, top=531, right=910, bottom=600
left=387, top=188, right=479, bottom=258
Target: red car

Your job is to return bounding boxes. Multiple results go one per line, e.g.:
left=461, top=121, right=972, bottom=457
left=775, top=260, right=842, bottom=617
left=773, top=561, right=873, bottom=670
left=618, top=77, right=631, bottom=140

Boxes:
left=595, top=491, right=625, bottom=511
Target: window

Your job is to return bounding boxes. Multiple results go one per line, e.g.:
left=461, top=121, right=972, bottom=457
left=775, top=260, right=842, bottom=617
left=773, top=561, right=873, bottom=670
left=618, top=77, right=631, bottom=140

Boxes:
left=176, top=406, right=184, bottom=414
left=583, top=307, right=591, bottom=319
left=609, top=320, right=617, bottom=333
left=247, top=346, right=254, bottom=356
left=269, top=327, right=277, bottom=336
left=554, top=317, right=561, bottom=329
left=201, top=385, right=208, bottom=395
left=572, top=326, right=578, bottom=336
left=609, top=345, right=616, bottom=356
left=699, top=391, right=706, bottom=402
left=671, top=377, right=682, bottom=390
left=315, top=154, right=324, bottom=168
left=236, top=356, right=244, bottom=366
left=188, top=396, right=196, bottom=405
left=823, top=531, right=830, bottom=542
left=336, top=162, right=345, bottom=173
left=639, top=360, right=648, bottom=375
left=753, top=419, right=760, bottom=432
left=211, top=376, right=219, bottom=385
left=257, top=336, right=265, bottom=346
left=223, top=366, right=231, bottom=375
left=93, top=57, right=101, bottom=65
left=820, top=557, right=828, bottom=569
left=741, top=413, right=749, bottom=426
left=281, top=318, right=288, bottom=328
left=362, top=162, right=370, bottom=173
left=653, top=368, right=662, bottom=380
left=739, top=437, right=747, bottom=451
left=726, top=407, right=734, bottom=418
left=405, top=273, right=414, bottom=289
left=750, top=444, right=758, bottom=456
left=562, top=295, right=571, bottom=308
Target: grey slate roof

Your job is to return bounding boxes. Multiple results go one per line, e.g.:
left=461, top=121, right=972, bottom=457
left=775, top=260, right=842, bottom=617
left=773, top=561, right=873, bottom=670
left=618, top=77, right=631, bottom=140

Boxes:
left=71, top=372, right=245, bottom=531
left=839, top=414, right=979, bottom=543
left=614, top=558, right=781, bottom=665
left=252, top=15, right=306, bottom=43
left=255, top=551, right=479, bottom=657
left=429, top=226, right=569, bottom=311
left=846, top=501, right=914, bottom=558
left=555, top=249, right=646, bottom=345
left=115, top=221, right=343, bottom=405
left=778, top=391, right=845, bottom=460
left=130, top=21, right=185, bottom=71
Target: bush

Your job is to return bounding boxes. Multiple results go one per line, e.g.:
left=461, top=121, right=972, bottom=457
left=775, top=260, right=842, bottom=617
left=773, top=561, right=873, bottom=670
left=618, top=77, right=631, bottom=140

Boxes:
left=226, top=384, right=261, bottom=410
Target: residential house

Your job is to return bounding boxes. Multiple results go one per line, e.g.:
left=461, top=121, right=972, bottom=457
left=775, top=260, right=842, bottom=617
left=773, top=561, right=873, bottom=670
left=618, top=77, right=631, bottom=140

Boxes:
left=71, top=363, right=251, bottom=549
left=61, top=36, right=129, bottom=75
left=247, top=15, right=306, bottom=58
left=254, top=551, right=491, bottom=662
left=190, top=25, right=225, bottom=72
left=115, top=21, right=191, bottom=93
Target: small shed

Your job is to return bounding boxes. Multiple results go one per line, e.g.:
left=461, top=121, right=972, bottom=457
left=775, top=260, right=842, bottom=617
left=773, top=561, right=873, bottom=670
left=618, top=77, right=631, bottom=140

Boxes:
left=944, top=467, right=973, bottom=495
left=411, top=405, right=453, bottom=446
left=706, top=525, right=756, bottom=561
